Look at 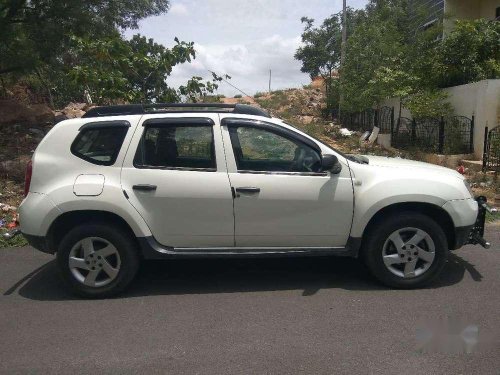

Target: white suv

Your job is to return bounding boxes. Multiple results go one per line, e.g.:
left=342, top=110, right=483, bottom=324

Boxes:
left=12, top=103, right=492, bottom=297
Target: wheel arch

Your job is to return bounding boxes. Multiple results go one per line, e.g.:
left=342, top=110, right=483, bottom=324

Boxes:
left=359, top=202, right=456, bottom=252
left=46, top=210, right=139, bottom=253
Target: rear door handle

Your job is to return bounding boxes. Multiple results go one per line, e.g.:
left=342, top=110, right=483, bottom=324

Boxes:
left=235, top=187, right=260, bottom=194
left=132, top=184, right=157, bottom=191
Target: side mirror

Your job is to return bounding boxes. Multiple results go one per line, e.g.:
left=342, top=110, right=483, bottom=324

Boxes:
left=322, top=154, right=342, bottom=174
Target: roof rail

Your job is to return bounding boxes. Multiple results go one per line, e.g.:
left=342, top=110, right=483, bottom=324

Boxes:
left=82, top=103, right=271, bottom=119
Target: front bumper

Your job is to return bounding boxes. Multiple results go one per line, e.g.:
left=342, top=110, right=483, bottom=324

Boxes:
left=466, top=196, right=497, bottom=248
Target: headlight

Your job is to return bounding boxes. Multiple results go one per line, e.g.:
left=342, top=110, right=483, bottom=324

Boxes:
left=464, top=180, right=474, bottom=197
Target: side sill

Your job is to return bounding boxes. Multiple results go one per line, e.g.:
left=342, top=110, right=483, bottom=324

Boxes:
left=137, top=236, right=358, bottom=259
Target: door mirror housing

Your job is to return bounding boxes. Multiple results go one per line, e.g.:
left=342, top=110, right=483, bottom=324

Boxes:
left=322, top=154, right=342, bottom=174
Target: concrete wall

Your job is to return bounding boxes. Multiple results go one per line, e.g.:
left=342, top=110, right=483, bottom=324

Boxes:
left=444, top=0, right=499, bottom=33
left=379, top=79, right=500, bottom=158
left=444, top=79, right=500, bottom=157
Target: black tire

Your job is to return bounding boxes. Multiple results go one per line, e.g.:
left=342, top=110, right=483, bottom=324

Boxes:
left=56, top=223, right=140, bottom=298
left=362, top=212, right=448, bottom=289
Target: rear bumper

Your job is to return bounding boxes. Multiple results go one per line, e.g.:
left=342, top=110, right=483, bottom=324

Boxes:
left=23, top=233, right=54, bottom=254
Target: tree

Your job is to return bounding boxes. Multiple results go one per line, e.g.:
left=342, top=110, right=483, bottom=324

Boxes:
left=436, top=19, right=500, bottom=87
left=63, top=34, right=224, bottom=105
left=0, top=0, right=170, bottom=76
left=339, top=0, right=454, bottom=117
left=294, top=9, right=363, bottom=109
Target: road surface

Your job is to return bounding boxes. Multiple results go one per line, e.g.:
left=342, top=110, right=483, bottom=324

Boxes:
left=1, top=226, right=499, bottom=374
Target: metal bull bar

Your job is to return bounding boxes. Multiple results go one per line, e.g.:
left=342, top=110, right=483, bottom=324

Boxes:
left=467, top=196, right=497, bottom=249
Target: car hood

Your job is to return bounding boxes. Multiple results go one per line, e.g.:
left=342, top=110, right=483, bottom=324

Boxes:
left=356, top=155, right=465, bottom=180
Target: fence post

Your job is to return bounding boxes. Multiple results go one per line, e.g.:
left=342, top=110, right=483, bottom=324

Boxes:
left=374, top=109, right=378, bottom=129
left=438, top=116, right=445, bottom=154
left=411, top=119, right=416, bottom=143
left=482, top=126, right=489, bottom=172
left=390, top=107, right=394, bottom=136
left=469, top=115, right=475, bottom=153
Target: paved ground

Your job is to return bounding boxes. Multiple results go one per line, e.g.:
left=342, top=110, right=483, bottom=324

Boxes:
left=1, top=227, right=499, bottom=374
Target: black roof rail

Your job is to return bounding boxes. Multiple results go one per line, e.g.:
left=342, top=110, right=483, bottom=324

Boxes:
left=82, top=103, right=271, bottom=119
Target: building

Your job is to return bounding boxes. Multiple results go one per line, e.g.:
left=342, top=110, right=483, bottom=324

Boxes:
left=411, top=0, right=499, bottom=33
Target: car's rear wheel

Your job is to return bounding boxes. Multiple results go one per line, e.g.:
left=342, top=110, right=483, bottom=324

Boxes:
left=56, top=224, right=140, bottom=298
left=363, top=212, right=448, bottom=288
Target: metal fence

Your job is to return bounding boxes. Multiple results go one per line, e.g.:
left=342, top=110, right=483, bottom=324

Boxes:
left=483, top=126, right=500, bottom=172
left=377, top=106, right=394, bottom=134
left=339, top=109, right=376, bottom=132
left=388, top=115, right=474, bottom=154
left=331, top=107, right=475, bottom=155
left=338, top=107, right=394, bottom=134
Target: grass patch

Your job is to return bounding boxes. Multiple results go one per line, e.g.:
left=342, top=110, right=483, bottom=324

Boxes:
left=0, top=231, right=27, bottom=248
left=486, top=210, right=500, bottom=223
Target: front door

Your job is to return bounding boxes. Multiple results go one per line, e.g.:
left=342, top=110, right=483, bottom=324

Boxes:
left=121, top=114, right=234, bottom=248
left=221, top=117, right=354, bottom=248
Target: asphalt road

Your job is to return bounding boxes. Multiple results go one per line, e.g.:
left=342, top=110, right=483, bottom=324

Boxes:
left=1, top=226, right=499, bottom=374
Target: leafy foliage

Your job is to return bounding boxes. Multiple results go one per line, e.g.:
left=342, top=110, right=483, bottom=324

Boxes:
left=1, top=0, right=226, bottom=106
left=340, top=0, right=447, bottom=116
left=437, top=19, right=500, bottom=87
left=66, top=34, right=205, bottom=104
left=297, top=0, right=498, bottom=119
left=295, top=9, right=363, bottom=109
left=0, top=0, right=170, bottom=76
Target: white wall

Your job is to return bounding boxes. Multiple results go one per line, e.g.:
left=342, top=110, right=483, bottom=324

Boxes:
left=379, top=79, right=500, bottom=158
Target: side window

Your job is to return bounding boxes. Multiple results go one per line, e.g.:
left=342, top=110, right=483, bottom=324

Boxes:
left=71, top=127, right=128, bottom=166
left=134, top=125, right=216, bottom=170
left=228, top=126, right=322, bottom=173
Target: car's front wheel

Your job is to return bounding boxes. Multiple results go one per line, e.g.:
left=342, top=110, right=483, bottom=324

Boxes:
left=363, top=212, right=448, bottom=288
left=56, top=223, right=140, bottom=298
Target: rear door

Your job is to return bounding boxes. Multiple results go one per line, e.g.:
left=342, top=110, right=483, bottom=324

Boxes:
left=121, top=114, right=234, bottom=248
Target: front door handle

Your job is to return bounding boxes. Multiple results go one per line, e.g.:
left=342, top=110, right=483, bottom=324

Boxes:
left=235, top=187, right=260, bottom=194
left=132, top=184, right=157, bottom=191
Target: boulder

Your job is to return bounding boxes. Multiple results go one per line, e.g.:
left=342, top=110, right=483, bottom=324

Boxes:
left=0, top=100, right=36, bottom=126
left=30, top=104, right=55, bottom=125
left=60, top=102, right=87, bottom=119
left=298, top=115, right=314, bottom=124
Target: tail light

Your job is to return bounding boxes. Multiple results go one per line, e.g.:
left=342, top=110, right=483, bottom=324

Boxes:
left=24, top=159, right=33, bottom=197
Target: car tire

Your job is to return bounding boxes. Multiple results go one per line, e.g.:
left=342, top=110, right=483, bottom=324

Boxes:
left=56, top=223, right=140, bottom=298
left=363, top=212, right=448, bottom=289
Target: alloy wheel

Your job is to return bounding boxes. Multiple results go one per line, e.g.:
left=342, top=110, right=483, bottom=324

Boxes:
left=382, top=227, right=436, bottom=278
left=68, top=237, right=121, bottom=287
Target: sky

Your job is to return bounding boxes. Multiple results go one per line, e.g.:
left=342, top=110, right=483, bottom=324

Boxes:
left=125, top=0, right=369, bottom=97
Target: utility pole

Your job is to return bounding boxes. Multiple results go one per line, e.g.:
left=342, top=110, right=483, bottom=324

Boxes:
left=269, top=69, right=272, bottom=94
left=339, top=0, right=347, bottom=120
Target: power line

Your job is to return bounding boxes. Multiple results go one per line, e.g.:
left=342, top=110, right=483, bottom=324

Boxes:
left=208, top=70, right=251, bottom=98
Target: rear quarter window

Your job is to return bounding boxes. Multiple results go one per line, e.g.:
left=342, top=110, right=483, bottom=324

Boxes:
left=71, top=126, right=128, bottom=166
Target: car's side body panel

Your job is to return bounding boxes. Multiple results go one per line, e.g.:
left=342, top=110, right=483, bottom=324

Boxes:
left=21, top=115, right=153, bottom=238
left=348, top=160, right=478, bottom=238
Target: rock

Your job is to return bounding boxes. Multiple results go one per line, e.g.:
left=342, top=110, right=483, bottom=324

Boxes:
left=60, top=102, right=87, bottom=119
left=299, top=116, right=314, bottom=124
left=0, top=99, right=36, bottom=126
left=30, top=104, right=54, bottom=124
left=54, top=112, right=69, bottom=124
